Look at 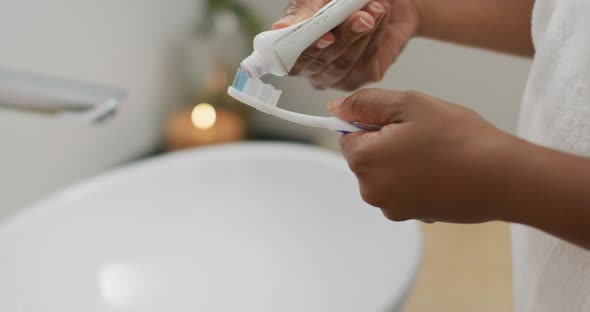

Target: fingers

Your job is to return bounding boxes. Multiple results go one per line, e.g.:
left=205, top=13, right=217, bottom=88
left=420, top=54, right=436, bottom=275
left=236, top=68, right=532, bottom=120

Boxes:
left=271, top=0, right=391, bottom=90
left=290, top=9, right=377, bottom=77
left=311, top=2, right=389, bottom=91
left=329, top=89, right=419, bottom=126
left=289, top=32, right=336, bottom=76
left=333, top=43, right=386, bottom=91
left=272, top=0, right=335, bottom=76
left=334, top=2, right=392, bottom=91
left=272, top=0, right=327, bottom=29
left=333, top=61, right=381, bottom=92
left=336, top=10, right=376, bottom=46
left=298, top=2, right=386, bottom=80
left=338, top=130, right=378, bottom=172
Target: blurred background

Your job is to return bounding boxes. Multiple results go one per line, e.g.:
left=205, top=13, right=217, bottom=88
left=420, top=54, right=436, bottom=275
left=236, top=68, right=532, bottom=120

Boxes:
left=0, top=0, right=531, bottom=310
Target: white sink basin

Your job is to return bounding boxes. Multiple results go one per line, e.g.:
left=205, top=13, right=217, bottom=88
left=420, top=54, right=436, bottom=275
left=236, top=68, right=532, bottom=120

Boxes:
left=0, top=143, right=422, bottom=311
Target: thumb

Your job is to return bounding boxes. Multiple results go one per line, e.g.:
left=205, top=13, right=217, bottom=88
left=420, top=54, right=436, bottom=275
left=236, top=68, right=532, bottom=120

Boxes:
left=329, top=89, right=413, bottom=126
left=272, top=0, right=327, bottom=29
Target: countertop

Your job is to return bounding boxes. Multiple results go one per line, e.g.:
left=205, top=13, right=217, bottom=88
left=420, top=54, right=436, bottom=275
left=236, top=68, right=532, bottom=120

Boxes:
left=404, top=222, right=514, bottom=312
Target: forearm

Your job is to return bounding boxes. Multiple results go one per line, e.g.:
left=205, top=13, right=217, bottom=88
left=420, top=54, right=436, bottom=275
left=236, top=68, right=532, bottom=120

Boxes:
left=496, top=136, right=590, bottom=250
left=413, top=0, right=535, bottom=57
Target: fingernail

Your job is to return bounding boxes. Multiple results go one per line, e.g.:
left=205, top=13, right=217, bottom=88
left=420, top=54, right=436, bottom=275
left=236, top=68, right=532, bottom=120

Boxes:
left=316, top=39, right=333, bottom=49
left=328, top=98, right=346, bottom=112
left=273, top=15, right=296, bottom=27
left=351, top=18, right=373, bottom=33
left=368, top=2, right=384, bottom=14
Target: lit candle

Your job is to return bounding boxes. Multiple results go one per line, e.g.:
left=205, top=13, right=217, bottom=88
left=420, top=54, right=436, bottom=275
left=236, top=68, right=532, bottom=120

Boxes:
left=165, top=103, right=246, bottom=151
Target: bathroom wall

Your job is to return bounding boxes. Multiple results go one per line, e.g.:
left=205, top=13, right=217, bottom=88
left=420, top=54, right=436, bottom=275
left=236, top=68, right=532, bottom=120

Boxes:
left=0, top=0, right=200, bottom=219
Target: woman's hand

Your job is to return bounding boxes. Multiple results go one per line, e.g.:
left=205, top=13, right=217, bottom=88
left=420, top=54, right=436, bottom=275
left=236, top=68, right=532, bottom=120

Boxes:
left=330, top=88, right=517, bottom=224
left=273, top=0, right=420, bottom=91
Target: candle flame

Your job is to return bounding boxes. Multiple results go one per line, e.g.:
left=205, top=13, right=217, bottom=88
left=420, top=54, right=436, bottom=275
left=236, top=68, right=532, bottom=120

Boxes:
left=191, top=103, right=217, bottom=130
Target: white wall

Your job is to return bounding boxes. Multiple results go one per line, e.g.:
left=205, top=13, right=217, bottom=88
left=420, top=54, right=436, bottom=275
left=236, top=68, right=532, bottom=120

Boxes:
left=0, top=0, right=200, bottom=219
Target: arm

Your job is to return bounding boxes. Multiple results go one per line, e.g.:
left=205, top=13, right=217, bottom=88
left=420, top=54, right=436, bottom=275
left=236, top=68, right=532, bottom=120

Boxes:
left=415, top=0, right=536, bottom=56
left=274, top=0, right=535, bottom=91
left=330, top=89, right=590, bottom=250
left=498, top=138, right=590, bottom=249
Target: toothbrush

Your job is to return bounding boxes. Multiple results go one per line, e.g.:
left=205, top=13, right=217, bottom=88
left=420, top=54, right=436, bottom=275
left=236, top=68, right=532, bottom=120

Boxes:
left=228, top=68, right=362, bottom=133
left=228, top=0, right=377, bottom=134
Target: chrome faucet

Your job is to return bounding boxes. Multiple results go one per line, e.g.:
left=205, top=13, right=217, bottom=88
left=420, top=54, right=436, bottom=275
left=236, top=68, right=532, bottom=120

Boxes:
left=0, top=67, right=126, bottom=124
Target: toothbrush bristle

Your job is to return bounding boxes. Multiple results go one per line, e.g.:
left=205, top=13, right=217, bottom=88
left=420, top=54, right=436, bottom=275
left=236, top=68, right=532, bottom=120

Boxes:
left=232, top=67, right=249, bottom=92
left=260, top=84, right=274, bottom=103
left=230, top=66, right=283, bottom=107
left=243, top=77, right=257, bottom=95
left=270, top=90, right=282, bottom=107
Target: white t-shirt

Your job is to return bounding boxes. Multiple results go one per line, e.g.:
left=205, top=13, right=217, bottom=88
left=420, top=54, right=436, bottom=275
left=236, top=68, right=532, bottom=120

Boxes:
left=513, top=0, right=590, bottom=311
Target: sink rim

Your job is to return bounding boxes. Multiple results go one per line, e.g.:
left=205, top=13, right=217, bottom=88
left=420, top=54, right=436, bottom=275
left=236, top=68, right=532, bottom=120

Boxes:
left=0, top=142, right=424, bottom=310
left=3, top=143, right=352, bottom=227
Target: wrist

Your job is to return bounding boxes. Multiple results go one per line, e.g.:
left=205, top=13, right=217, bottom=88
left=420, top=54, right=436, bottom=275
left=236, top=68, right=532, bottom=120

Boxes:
left=471, top=130, right=532, bottom=223
left=481, top=134, right=565, bottom=226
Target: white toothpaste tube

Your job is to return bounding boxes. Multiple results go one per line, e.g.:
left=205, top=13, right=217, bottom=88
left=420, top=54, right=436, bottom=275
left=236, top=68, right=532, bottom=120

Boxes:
left=240, top=0, right=372, bottom=79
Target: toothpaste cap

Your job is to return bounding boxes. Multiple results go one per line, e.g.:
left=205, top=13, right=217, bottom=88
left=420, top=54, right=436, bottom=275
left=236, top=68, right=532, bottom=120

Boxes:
left=240, top=51, right=269, bottom=79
